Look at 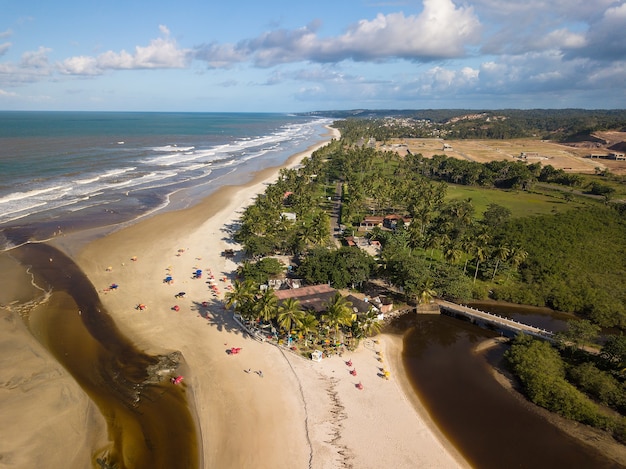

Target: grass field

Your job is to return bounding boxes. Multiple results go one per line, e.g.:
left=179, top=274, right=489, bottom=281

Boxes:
left=445, top=183, right=593, bottom=218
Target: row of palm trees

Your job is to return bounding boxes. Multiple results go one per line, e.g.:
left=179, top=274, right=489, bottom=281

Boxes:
left=224, top=279, right=382, bottom=349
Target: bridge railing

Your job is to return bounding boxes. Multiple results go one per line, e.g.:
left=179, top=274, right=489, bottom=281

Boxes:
left=439, top=303, right=555, bottom=340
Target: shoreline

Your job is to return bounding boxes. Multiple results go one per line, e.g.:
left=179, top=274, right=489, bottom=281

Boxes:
left=4, top=126, right=467, bottom=467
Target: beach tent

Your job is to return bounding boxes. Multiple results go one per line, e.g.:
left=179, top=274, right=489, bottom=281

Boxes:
left=311, top=350, right=323, bottom=362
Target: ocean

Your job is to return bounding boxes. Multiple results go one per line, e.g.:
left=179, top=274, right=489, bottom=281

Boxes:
left=0, top=111, right=331, bottom=248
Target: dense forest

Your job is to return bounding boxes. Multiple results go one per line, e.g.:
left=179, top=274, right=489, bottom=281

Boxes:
left=231, top=117, right=626, bottom=441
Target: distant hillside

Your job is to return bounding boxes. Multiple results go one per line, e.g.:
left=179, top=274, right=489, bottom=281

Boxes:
left=304, top=109, right=626, bottom=142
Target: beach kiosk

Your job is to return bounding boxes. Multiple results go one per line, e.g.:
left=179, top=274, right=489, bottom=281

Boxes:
left=311, top=350, right=323, bottom=362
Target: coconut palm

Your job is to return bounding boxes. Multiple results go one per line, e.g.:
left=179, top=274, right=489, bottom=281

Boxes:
left=418, top=279, right=437, bottom=305
left=224, top=279, right=257, bottom=319
left=277, top=298, right=305, bottom=334
left=321, top=292, right=354, bottom=345
left=297, top=313, right=319, bottom=347
left=253, top=287, right=278, bottom=323
left=472, top=230, right=491, bottom=283
left=491, top=243, right=511, bottom=280
left=352, top=309, right=383, bottom=340
left=443, top=242, right=463, bottom=265
left=507, top=246, right=528, bottom=280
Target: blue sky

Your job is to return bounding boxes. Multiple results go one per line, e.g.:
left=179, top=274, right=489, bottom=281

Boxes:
left=1, top=0, right=625, bottom=112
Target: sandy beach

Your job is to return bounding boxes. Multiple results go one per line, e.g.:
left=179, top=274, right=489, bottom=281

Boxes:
left=1, top=129, right=469, bottom=468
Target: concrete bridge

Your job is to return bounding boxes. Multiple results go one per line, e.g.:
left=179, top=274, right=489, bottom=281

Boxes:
left=436, top=300, right=555, bottom=341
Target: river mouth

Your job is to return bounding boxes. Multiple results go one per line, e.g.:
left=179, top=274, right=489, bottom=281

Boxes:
left=393, top=312, right=622, bottom=469
left=9, top=242, right=200, bottom=469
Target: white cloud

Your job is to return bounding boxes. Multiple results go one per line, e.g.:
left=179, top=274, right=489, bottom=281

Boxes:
left=20, top=46, right=51, bottom=69
left=0, top=42, right=11, bottom=56
left=195, top=0, right=482, bottom=68
left=0, top=46, right=53, bottom=87
left=532, top=29, right=586, bottom=50
left=566, top=2, right=626, bottom=60
left=472, top=0, right=615, bottom=22
left=58, top=26, right=191, bottom=75
left=0, top=88, right=18, bottom=97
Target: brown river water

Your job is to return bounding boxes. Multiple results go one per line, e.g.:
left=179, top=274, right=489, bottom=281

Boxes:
left=395, top=312, right=623, bottom=468
left=9, top=243, right=199, bottom=469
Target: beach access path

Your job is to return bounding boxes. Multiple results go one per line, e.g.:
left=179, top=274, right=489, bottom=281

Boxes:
left=72, top=128, right=468, bottom=468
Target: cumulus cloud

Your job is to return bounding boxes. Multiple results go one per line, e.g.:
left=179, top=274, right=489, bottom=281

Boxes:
left=58, top=26, right=191, bottom=75
left=0, top=46, right=52, bottom=87
left=195, top=0, right=481, bottom=68
left=565, top=2, right=626, bottom=60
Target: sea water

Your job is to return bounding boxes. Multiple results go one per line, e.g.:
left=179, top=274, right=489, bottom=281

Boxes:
left=0, top=111, right=331, bottom=247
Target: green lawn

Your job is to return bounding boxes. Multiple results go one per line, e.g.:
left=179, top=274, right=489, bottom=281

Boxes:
left=445, top=184, right=592, bottom=218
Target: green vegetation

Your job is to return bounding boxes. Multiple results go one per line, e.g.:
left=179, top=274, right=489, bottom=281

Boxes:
left=318, top=108, right=626, bottom=142
left=230, top=114, right=626, bottom=438
left=223, top=278, right=378, bottom=354
left=504, top=335, right=625, bottom=440
left=505, top=333, right=626, bottom=443
left=494, top=208, right=626, bottom=327
left=233, top=128, right=626, bottom=328
left=445, top=184, right=584, bottom=218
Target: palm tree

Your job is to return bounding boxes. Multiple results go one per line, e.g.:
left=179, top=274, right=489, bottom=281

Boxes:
left=473, top=244, right=488, bottom=284
left=443, top=241, right=463, bottom=265
left=321, top=292, right=354, bottom=345
left=491, top=243, right=510, bottom=280
left=507, top=246, right=528, bottom=280
left=224, top=279, right=257, bottom=319
left=253, top=287, right=278, bottom=323
left=297, top=313, right=319, bottom=347
left=418, top=279, right=437, bottom=305
left=351, top=310, right=383, bottom=340
left=472, top=230, right=491, bottom=283
left=277, top=298, right=305, bottom=334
